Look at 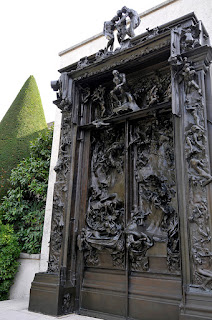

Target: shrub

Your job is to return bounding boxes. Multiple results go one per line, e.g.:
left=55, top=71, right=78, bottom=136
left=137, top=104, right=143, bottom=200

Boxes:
left=0, top=127, right=53, bottom=254
left=0, top=220, right=21, bottom=301
left=0, top=75, right=47, bottom=201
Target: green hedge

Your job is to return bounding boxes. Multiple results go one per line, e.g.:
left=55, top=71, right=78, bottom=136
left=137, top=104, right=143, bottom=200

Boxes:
left=0, top=220, right=21, bottom=301
left=0, top=75, right=47, bottom=201
left=0, top=128, right=53, bottom=254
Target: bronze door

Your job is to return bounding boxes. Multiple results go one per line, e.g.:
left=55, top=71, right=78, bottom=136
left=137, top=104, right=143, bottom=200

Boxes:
left=28, top=13, right=212, bottom=320
left=78, top=111, right=182, bottom=320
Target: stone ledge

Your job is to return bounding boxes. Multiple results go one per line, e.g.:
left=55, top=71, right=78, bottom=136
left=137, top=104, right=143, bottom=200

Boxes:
left=19, top=252, right=40, bottom=260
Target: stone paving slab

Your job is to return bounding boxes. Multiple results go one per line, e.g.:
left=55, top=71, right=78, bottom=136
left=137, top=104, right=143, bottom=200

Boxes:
left=0, top=299, right=101, bottom=320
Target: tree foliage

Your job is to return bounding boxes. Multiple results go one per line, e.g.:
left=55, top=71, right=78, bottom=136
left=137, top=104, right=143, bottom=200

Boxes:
left=0, top=127, right=53, bottom=254
left=0, top=221, right=21, bottom=301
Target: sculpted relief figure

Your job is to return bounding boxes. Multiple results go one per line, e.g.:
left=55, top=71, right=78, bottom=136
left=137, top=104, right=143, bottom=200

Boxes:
left=110, top=70, right=139, bottom=113
left=185, top=124, right=205, bottom=155
left=110, top=70, right=128, bottom=106
left=125, top=205, right=153, bottom=271
left=190, top=158, right=212, bottom=186
left=103, top=6, right=140, bottom=50
left=180, top=24, right=201, bottom=52
left=122, top=6, right=141, bottom=38
left=182, top=58, right=202, bottom=96
left=182, top=57, right=212, bottom=288
left=79, top=128, right=125, bottom=267
left=91, top=85, right=106, bottom=118
left=103, top=18, right=117, bottom=52
left=116, top=10, right=127, bottom=45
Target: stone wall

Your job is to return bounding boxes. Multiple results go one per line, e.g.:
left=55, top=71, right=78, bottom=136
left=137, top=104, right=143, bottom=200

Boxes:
left=10, top=253, right=40, bottom=300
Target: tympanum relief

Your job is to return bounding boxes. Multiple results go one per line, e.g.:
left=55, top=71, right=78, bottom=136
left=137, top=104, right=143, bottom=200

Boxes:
left=132, top=72, right=171, bottom=108
left=81, top=69, right=171, bottom=126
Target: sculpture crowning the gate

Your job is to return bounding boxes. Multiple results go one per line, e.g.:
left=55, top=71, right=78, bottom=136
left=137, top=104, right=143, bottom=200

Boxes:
left=29, top=10, right=212, bottom=320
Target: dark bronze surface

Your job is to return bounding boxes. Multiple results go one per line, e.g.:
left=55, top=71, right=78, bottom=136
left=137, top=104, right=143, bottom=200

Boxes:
left=29, top=11, right=212, bottom=320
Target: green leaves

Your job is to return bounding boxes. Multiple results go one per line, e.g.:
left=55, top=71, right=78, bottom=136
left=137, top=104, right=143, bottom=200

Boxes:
left=0, top=127, right=53, bottom=254
left=0, top=221, right=21, bottom=301
left=0, top=86, right=52, bottom=301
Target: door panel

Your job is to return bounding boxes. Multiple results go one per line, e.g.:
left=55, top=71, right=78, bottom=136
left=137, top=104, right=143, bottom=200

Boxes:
left=79, top=112, right=181, bottom=319
left=81, top=269, right=126, bottom=318
left=80, top=125, right=125, bottom=270
left=127, top=113, right=180, bottom=275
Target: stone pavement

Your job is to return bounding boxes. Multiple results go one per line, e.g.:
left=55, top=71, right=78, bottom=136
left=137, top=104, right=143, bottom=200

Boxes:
left=0, top=299, right=101, bottom=320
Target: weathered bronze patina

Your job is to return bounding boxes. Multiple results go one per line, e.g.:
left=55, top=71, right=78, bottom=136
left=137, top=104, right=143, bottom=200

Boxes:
left=29, top=11, right=212, bottom=320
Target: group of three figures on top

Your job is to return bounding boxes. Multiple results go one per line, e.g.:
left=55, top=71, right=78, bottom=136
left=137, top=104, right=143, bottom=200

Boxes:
left=103, top=6, right=141, bottom=51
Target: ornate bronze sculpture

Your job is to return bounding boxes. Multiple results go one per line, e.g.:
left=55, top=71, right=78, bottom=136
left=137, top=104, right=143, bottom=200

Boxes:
left=110, top=70, right=139, bottom=113
left=30, top=10, right=212, bottom=320
left=103, top=6, right=141, bottom=50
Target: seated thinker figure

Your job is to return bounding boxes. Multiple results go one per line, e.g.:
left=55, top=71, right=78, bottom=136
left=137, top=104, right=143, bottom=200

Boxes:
left=110, top=70, right=139, bottom=113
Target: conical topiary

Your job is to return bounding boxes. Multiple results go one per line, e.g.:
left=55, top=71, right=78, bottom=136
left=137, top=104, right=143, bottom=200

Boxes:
left=0, top=75, right=47, bottom=201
